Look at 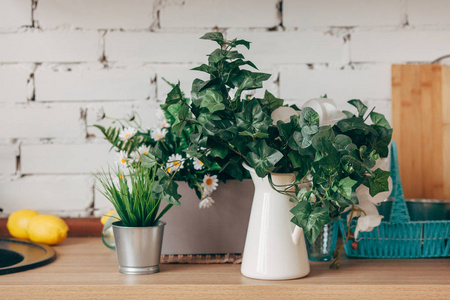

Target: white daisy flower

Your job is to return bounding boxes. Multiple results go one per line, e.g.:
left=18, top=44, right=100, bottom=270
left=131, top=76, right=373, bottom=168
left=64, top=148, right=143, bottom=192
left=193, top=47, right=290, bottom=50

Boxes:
left=119, top=127, right=137, bottom=141
left=137, top=145, right=150, bottom=156
left=96, top=107, right=105, bottom=121
left=150, top=127, right=167, bottom=141
left=199, top=147, right=211, bottom=156
left=202, top=174, right=218, bottom=194
left=130, top=151, right=141, bottom=162
left=193, top=157, right=204, bottom=170
left=166, top=153, right=184, bottom=173
left=157, top=110, right=170, bottom=128
left=117, top=151, right=129, bottom=167
left=199, top=197, right=215, bottom=209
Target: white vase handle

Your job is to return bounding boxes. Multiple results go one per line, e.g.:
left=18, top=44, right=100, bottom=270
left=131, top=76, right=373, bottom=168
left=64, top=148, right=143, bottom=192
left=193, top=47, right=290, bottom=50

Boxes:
left=291, top=225, right=302, bottom=245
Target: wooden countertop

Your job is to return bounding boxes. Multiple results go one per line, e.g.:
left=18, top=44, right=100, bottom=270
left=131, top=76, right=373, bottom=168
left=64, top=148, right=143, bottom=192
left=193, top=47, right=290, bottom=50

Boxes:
left=0, top=238, right=449, bottom=300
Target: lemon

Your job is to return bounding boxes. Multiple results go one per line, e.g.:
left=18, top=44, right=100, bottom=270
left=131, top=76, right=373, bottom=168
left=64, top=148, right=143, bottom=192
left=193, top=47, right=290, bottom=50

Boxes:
left=7, top=209, right=40, bottom=239
left=27, top=215, right=69, bottom=245
left=100, top=209, right=115, bottom=225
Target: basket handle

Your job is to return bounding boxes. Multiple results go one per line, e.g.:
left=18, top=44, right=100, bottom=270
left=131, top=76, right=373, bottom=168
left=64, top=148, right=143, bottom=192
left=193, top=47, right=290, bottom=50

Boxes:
left=388, top=142, right=411, bottom=223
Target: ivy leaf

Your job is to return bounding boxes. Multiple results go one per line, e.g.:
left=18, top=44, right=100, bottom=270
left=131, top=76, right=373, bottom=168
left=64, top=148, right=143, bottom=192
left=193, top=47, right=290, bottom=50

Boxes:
left=239, top=131, right=269, bottom=139
left=348, top=99, right=368, bottom=118
left=178, top=103, right=190, bottom=120
left=299, top=107, right=319, bottom=127
left=200, top=32, right=225, bottom=45
left=336, top=117, right=378, bottom=135
left=288, top=131, right=303, bottom=151
left=200, top=90, right=226, bottom=113
left=370, top=111, right=391, bottom=129
left=236, top=100, right=271, bottom=134
left=333, top=134, right=352, bottom=151
left=191, top=64, right=218, bottom=76
left=231, top=70, right=271, bottom=91
left=246, top=140, right=283, bottom=177
left=231, top=39, right=251, bottom=49
left=305, top=205, right=331, bottom=243
left=164, top=82, right=183, bottom=107
left=368, top=168, right=390, bottom=197
left=369, top=126, right=392, bottom=158
left=141, top=153, right=158, bottom=169
left=208, top=142, right=229, bottom=159
left=336, top=177, right=357, bottom=200
left=311, top=126, right=333, bottom=152
left=261, top=90, right=284, bottom=112
left=290, top=201, right=312, bottom=230
left=227, top=51, right=245, bottom=60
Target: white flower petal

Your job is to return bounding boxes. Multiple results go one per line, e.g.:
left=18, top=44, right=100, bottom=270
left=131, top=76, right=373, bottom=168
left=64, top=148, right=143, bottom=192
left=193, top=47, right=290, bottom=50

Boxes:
left=199, top=197, right=215, bottom=209
left=355, top=215, right=383, bottom=239
left=119, top=127, right=137, bottom=141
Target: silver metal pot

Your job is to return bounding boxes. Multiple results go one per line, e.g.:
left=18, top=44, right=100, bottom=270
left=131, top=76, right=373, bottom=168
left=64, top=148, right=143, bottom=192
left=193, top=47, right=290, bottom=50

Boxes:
left=112, top=221, right=165, bottom=275
left=378, top=199, right=450, bottom=221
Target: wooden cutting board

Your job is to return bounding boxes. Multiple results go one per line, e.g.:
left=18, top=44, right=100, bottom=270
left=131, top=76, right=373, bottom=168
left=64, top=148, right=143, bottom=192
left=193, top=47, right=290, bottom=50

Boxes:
left=392, top=64, right=450, bottom=200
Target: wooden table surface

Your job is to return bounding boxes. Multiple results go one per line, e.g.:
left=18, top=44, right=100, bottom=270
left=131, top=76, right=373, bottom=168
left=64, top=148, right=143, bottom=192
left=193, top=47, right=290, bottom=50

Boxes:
left=0, top=238, right=449, bottom=299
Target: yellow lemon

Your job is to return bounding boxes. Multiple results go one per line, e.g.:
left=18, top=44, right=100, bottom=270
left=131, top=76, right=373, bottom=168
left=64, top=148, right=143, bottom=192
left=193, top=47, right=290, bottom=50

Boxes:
left=100, top=209, right=115, bottom=225
left=6, top=209, right=40, bottom=239
left=27, top=215, right=69, bottom=245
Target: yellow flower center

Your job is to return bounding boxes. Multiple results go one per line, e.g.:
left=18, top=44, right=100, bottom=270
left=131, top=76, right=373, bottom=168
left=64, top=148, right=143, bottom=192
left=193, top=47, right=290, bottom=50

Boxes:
left=199, top=160, right=204, bottom=165
left=167, top=167, right=172, bottom=173
left=121, top=158, right=126, bottom=163
left=143, top=151, right=148, bottom=155
left=124, top=134, right=131, bottom=139
left=206, top=178, right=213, bottom=186
left=173, top=161, right=180, bottom=167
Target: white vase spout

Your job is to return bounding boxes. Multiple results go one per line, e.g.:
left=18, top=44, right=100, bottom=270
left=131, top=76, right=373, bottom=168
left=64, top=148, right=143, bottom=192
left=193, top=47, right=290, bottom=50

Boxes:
left=241, top=164, right=310, bottom=280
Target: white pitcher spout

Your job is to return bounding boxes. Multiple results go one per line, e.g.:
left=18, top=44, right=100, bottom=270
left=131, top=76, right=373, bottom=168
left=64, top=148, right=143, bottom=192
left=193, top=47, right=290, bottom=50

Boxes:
left=292, top=226, right=302, bottom=245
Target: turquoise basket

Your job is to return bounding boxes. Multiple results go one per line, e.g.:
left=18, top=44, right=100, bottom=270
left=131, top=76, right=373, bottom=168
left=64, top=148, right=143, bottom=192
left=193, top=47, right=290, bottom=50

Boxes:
left=339, top=142, right=450, bottom=258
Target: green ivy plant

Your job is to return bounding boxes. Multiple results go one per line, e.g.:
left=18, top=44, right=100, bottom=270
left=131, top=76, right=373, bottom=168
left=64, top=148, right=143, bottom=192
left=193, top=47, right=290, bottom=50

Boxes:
left=162, top=32, right=392, bottom=245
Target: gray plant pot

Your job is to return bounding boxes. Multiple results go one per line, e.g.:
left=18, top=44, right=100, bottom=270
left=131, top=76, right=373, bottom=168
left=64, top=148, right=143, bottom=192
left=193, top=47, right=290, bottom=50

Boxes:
left=112, top=221, right=165, bottom=275
left=161, top=180, right=254, bottom=254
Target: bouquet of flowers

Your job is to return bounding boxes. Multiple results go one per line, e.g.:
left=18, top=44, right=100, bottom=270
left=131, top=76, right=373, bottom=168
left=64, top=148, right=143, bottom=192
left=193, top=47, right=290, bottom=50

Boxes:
left=94, top=90, right=231, bottom=209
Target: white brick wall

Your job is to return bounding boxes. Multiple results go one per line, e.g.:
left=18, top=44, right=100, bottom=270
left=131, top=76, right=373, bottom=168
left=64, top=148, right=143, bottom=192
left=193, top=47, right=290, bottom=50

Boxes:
left=226, top=30, right=344, bottom=68
left=0, top=144, right=18, bottom=175
left=351, top=29, right=450, bottom=63
left=35, top=0, right=157, bottom=30
left=407, top=0, right=450, bottom=26
left=0, top=31, right=101, bottom=63
left=0, top=176, right=94, bottom=216
left=21, top=143, right=115, bottom=174
left=0, top=105, right=85, bottom=139
left=105, top=32, right=217, bottom=63
left=0, top=0, right=31, bottom=29
left=0, top=66, right=31, bottom=103
left=279, top=65, right=391, bottom=103
left=283, top=0, right=405, bottom=27
left=35, top=67, right=156, bottom=101
left=0, top=0, right=447, bottom=216
left=160, top=0, right=280, bottom=28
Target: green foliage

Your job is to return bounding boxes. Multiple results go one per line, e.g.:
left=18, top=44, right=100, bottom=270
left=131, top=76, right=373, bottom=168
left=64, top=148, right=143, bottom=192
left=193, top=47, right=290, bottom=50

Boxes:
left=161, top=32, right=393, bottom=244
left=96, top=165, right=176, bottom=227
left=93, top=125, right=138, bottom=154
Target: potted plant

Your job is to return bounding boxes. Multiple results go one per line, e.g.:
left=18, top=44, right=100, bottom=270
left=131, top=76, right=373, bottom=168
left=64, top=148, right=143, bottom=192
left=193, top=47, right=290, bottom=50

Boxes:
left=162, top=32, right=392, bottom=279
left=96, top=153, right=180, bottom=275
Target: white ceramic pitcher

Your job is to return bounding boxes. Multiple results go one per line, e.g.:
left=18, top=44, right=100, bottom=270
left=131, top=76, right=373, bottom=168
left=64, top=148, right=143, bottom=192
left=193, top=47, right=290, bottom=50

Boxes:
left=241, top=164, right=310, bottom=280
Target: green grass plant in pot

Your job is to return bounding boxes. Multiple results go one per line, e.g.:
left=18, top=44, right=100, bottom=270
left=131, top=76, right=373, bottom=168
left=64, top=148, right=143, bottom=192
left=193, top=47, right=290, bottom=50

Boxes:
left=96, top=152, right=181, bottom=275
left=162, top=32, right=393, bottom=279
